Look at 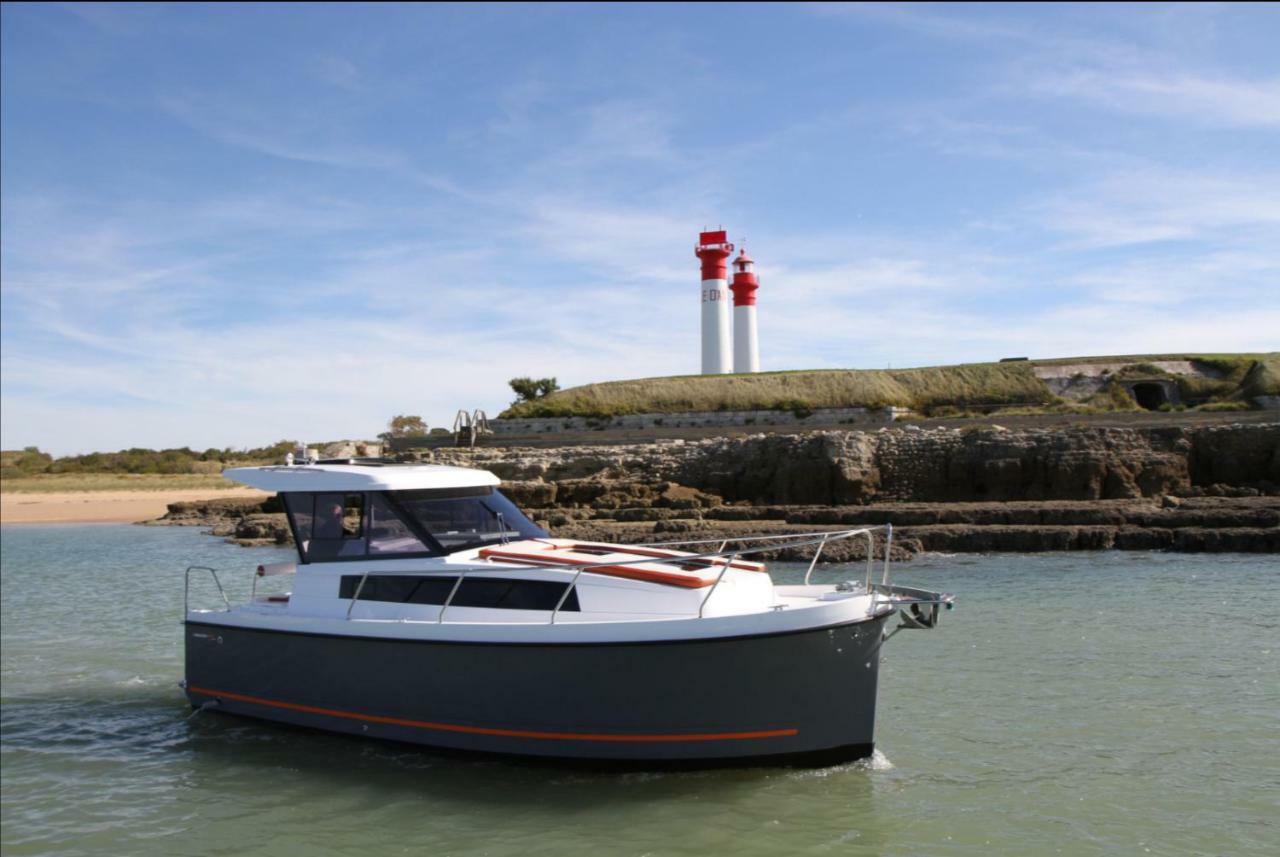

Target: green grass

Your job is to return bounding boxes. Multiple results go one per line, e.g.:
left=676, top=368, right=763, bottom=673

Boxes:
left=1241, top=355, right=1280, bottom=398
left=0, top=473, right=247, bottom=494
left=500, top=353, right=1278, bottom=419
left=501, top=362, right=1052, bottom=418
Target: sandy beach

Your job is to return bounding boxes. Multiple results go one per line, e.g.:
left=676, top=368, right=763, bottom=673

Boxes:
left=0, top=489, right=269, bottom=525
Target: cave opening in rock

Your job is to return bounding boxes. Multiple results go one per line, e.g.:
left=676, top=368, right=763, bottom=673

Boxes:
left=1131, top=382, right=1168, bottom=410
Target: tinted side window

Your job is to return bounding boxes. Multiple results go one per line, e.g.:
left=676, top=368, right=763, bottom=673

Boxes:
left=339, top=576, right=578, bottom=611
left=309, top=493, right=366, bottom=560
left=283, top=493, right=314, bottom=544
left=452, top=578, right=576, bottom=611
left=338, top=575, right=457, bottom=605
left=368, top=493, right=432, bottom=556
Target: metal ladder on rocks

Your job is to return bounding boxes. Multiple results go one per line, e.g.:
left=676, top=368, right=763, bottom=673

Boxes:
left=452, top=409, right=491, bottom=447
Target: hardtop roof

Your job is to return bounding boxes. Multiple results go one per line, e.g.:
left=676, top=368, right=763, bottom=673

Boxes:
left=223, top=462, right=500, bottom=493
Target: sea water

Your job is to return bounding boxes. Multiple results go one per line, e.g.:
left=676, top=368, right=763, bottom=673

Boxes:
left=1, top=524, right=1276, bottom=856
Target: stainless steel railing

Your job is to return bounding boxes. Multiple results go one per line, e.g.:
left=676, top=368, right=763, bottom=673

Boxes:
left=186, top=563, right=296, bottom=617
left=184, top=566, right=230, bottom=614
left=350, top=527, right=897, bottom=624
left=638, top=525, right=894, bottom=593
left=198, top=526, right=899, bottom=624
left=378, top=524, right=896, bottom=624
left=537, top=526, right=896, bottom=622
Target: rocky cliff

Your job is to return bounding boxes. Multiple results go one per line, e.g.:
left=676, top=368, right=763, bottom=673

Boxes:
left=434, top=422, right=1278, bottom=504
left=152, top=421, right=1280, bottom=556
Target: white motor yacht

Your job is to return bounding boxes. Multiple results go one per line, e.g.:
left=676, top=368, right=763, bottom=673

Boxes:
left=183, top=458, right=954, bottom=766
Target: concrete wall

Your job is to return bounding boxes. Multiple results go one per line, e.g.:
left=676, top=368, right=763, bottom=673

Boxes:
left=490, top=407, right=907, bottom=435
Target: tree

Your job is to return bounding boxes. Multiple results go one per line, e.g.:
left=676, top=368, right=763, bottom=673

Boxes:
left=377, top=415, right=428, bottom=443
left=509, top=376, right=560, bottom=405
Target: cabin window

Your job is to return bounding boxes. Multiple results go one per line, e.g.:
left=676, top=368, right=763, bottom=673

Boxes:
left=313, top=493, right=363, bottom=540
left=390, top=489, right=547, bottom=553
left=284, top=492, right=368, bottom=561
left=281, top=488, right=545, bottom=562
left=284, top=493, right=314, bottom=544
left=367, top=493, right=431, bottom=555
left=339, top=575, right=579, bottom=611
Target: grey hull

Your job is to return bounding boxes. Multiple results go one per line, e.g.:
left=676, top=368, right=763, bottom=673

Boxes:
left=184, top=614, right=890, bottom=766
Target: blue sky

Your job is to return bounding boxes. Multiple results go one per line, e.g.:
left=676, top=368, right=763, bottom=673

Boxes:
left=2, top=3, right=1278, bottom=455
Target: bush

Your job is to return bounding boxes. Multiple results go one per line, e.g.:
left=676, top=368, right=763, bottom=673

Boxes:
left=9, top=440, right=299, bottom=477
left=378, top=415, right=428, bottom=443
left=509, top=377, right=560, bottom=405
left=1086, top=383, right=1141, bottom=412
left=1241, top=357, right=1280, bottom=399
left=0, top=447, right=54, bottom=479
left=1116, top=362, right=1169, bottom=378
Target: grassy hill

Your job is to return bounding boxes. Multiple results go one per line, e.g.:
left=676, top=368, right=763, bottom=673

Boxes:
left=500, top=353, right=1280, bottom=419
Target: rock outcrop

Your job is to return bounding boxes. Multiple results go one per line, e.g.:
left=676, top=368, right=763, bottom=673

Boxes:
left=152, top=421, right=1280, bottom=557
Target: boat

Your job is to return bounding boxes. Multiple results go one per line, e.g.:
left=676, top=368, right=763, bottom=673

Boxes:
left=182, top=457, right=955, bottom=767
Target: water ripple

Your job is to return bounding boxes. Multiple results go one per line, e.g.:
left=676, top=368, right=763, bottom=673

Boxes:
left=3, top=527, right=1279, bottom=856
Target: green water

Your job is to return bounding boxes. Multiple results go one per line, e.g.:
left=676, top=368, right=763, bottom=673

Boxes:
left=2, top=525, right=1276, bottom=856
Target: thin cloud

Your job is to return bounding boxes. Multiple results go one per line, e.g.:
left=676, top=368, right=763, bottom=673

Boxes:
left=1034, top=169, right=1280, bottom=249
left=1028, top=68, right=1280, bottom=129
left=158, top=95, right=464, bottom=195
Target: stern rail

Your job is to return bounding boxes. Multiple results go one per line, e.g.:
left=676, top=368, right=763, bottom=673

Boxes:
left=184, top=566, right=230, bottom=614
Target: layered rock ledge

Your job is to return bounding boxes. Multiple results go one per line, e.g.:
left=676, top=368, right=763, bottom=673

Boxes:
left=150, top=421, right=1280, bottom=558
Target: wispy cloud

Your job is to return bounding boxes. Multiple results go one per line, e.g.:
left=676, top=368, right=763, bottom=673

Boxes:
left=1033, top=169, right=1280, bottom=249
left=818, top=2, right=1280, bottom=130
left=312, top=55, right=362, bottom=92
left=1027, top=67, right=1280, bottom=129
left=3, top=4, right=1277, bottom=454
left=158, top=94, right=465, bottom=195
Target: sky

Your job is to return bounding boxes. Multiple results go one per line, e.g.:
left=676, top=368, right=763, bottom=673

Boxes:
left=2, top=3, right=1278, bottom=456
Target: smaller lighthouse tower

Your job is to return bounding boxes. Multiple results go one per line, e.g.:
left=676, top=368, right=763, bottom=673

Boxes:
left=730, top=247, right=760, bottom=373
left=695, top=230, right=734, bottom=374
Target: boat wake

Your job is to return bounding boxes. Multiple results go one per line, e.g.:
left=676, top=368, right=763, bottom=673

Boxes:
left=787, top=749, right=894, bottom=778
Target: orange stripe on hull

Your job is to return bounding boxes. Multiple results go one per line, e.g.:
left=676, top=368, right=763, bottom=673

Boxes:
left=188, top=686, right=797, bottom=743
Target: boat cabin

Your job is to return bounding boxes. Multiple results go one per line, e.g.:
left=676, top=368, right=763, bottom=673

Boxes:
left=220, top=460, right=776, bottom=623
left=226, top=462, right=546, bottom=564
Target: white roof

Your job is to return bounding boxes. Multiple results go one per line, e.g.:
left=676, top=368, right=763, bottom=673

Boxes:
left=223, top=463, right=500, bottom=493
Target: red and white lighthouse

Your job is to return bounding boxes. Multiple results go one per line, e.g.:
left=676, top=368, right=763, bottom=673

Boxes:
left=695, top=229, right=734, bottom=374
left=730, top=247, right=760, bottom=373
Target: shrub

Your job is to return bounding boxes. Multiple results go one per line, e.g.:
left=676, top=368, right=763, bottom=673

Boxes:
left=0, top=447, right=54, bottom=479
left=509, top=377, right=560, bottom=405
left=1241, top=357, right=1280, bottom=399
left=1086, top=383, right=1141, bottom=412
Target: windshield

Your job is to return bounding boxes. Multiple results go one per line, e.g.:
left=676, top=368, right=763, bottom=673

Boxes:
left=283, top=488, right=546, bottom=562
left=390, top=488, right=547, bottom=553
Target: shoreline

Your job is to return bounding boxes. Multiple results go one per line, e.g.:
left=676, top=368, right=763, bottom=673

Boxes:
left=0, top=489, right=270, bottom=525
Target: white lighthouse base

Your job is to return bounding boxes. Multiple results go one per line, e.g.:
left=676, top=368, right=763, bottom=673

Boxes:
left=702, top=278, right=732, bottom=374
left=734, top=304, right=759, bottom=373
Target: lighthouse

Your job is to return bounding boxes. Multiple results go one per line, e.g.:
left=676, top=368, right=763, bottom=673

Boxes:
left=730, top=247, right=760, bottom=373
left=695, top=229, right=734, bottom=374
